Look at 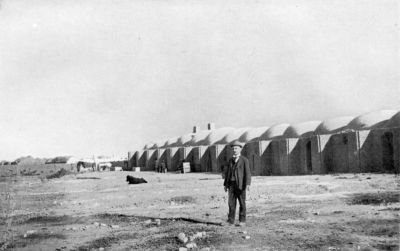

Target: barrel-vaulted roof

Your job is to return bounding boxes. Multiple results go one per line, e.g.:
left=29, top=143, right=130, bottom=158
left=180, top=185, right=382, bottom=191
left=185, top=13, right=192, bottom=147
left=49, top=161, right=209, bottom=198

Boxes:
left=283, top=121, right=321, bottom=138
left=385, top=111, right=400, bottom=128
left=238, top=126, right=270, bottom=142
left=315, top=116, right=354, bottom=134
left=215, top=128, right=250, bottom=145
left=347, top=110, right=398, bottom=130
left=154, top=139, right=168, bottom=148
left=199, top=127, right=235, bottom=146
left=143, top=142, right=154, bottom=150
left=189, top=130, right=212, bottom=146
left=176, top=133, right=195, bottom=147
left=164, top=137, right=179, bottom=148
left=260, top=123, right=290, bottom=140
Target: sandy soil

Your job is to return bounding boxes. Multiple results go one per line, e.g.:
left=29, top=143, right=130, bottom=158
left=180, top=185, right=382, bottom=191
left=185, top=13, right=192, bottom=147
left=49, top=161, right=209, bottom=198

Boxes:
left=0, top=171, right=399, bottom=251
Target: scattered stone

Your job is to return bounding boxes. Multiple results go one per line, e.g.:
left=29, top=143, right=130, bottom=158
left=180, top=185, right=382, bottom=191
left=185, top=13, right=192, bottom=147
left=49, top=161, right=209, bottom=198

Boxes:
left=71, top=227, right=78, bottom=231
left=239, top=230, right=247, bottom=234
left=93, top=222, right=100, bottom=227
left=186, top=242, right=197, bottom=249
left=178, top=233, right=188, bottom=243
left=100, top=223, right=107, bottom=227
left=111, top=225, right=120, bottom=229
left=244, top=235, right=251, bottom=240
left=143, top=219, right=152, bottom=225
left=155, top=219, right=161, bottom=226
left=26, top=230, right=37, bottom=235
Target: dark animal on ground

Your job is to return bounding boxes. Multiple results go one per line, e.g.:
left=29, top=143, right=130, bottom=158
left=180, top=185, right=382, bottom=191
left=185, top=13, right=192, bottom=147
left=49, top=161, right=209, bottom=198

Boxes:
left=126, top=175, right=147, bottom=184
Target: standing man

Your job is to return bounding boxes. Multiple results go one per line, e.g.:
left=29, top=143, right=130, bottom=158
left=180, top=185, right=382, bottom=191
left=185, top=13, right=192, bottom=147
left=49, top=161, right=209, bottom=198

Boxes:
left=223, top=140, right=251, bottom=226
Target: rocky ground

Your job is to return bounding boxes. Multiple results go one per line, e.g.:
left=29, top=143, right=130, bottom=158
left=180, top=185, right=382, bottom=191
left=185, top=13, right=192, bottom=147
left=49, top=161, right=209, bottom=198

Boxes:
left=0, top=170, right=399, bottom=251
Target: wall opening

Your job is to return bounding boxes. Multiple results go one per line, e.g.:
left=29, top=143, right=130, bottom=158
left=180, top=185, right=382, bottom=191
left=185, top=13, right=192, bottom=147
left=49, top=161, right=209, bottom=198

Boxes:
left=306, top=140, right=312, bottom=173
left=382, top=131, right=394, bottom=172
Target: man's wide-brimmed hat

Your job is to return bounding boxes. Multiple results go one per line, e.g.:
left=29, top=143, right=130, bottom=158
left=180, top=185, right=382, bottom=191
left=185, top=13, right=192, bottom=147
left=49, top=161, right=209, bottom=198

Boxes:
left=230, top=140, right=244, bottom=148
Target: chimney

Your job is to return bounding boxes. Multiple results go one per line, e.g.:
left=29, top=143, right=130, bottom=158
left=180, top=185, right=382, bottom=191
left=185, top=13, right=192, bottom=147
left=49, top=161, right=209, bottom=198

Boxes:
left=193, top=126, right=200, bottom=133
left=207, top=123, right=215, bottom=130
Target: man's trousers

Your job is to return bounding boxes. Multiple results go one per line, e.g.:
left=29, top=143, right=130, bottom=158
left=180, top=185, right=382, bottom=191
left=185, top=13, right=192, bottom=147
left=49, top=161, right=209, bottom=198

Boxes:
left=227, top=182, right=246, bottom=223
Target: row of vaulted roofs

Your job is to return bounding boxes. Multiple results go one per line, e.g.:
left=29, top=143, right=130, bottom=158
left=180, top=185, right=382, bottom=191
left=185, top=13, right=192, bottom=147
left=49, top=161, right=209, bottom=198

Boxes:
left=143, top=109, right=400, bottom=150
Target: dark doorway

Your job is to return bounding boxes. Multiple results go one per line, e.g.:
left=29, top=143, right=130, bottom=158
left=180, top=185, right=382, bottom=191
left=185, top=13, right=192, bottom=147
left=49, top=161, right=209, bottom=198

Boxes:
left=306, top=141, right=312, bottom=173
left=382, top=132, right=394, bottom=172
left=206, top=149, right=212, bottom=172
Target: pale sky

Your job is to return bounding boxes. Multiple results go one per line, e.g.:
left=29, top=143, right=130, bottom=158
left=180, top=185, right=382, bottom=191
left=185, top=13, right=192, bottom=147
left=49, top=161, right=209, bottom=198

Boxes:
left=0, top=0, right=399, bottom=160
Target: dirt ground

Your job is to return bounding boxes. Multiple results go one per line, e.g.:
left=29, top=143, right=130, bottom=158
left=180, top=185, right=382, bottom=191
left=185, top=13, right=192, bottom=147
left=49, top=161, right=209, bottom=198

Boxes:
left=0, top=170, right=399, bottom=251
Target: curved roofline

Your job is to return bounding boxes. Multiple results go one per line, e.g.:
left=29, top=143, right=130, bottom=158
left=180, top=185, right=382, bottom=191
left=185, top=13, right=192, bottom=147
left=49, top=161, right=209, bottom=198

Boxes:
left=348, top=109, right=398, bottom=130
left=385, top=111, right=400, bottom=128
left=283, top=121, right=321, bottom=138
left=238, top=126, right=270, bottom=142
left=315, top=116, right=355, bottom=135
left=260, top=123, right=290, bottom=140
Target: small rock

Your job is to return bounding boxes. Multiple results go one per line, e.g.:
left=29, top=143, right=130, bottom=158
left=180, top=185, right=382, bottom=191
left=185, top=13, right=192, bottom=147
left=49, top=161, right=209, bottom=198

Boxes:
left=26, top=230, right=37, bottom=235
left=244, top=235, right=251, bottom=240
left=155, top=219, right=161, bottom=226
left=100, top=223, right=107, bottom=227
left=143, top=219, right=152, bottom=225
left=93, top=222, right=100, bottom=227
left=99, top=248, right=105, bottom=251
left=177, top=233, right=187, bottom=243
left=71, top=227, right=78, bottom=231
left=186, top=242, right=197, bottom=249
left=239, top=230, right=247, bottom=234
left=111, top=225, right=120, bottom=229
left=179, top=248, right=188, bottom=251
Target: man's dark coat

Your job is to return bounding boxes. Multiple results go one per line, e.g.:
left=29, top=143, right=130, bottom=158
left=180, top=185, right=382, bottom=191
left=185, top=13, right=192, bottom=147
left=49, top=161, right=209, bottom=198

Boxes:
left=223, top=156, right=251, bottom=190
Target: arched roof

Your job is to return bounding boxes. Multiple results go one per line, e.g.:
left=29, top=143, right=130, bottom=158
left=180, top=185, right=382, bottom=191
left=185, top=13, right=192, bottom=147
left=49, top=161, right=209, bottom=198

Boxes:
left=189, top=130, right=212, bottom=146
left=154, top=139, right=168, bottom=148
left=215, top=128, right=250, bottom=145
left=260, top=123, right=290, bottom=140
left=164, top=137, right=179, bottom=148
left=347, top=110, right=398, bottom=130
left=199, top=127, right=235, bottom=145
left=238, top=126, right=270, bottom=142
left=385, top=111, right=400, bottom=128
left=143, top=142, right=154, bottom=150
left=176, top=133, right=195, bottom=147
left=315, top=116, right=355, bottom=134
left=283, top=121, right=321, bottom=138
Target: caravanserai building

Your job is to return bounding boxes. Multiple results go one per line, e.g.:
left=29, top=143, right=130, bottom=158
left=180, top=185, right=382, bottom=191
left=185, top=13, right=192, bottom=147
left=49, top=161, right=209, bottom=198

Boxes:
left=128, top=110, right=400, bottom=175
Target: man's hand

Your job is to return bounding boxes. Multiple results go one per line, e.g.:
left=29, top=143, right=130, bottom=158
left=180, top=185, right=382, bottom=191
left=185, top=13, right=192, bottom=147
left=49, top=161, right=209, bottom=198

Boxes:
left=246, top=186, right=250, bottom=192
left=224, top=186, right=228, bottom=192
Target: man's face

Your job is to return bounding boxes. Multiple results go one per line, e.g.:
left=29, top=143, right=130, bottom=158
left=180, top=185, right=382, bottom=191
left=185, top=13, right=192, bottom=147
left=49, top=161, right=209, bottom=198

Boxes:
left=232, top=146, right=242, bottom=156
